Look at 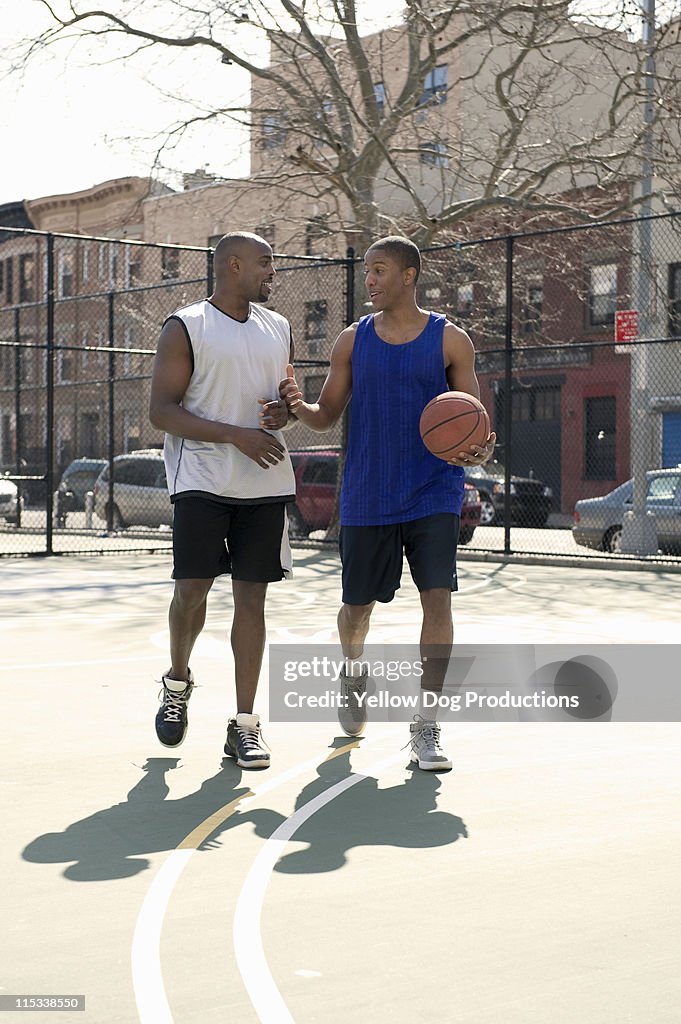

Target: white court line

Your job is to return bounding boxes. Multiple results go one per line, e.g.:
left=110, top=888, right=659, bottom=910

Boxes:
left=233, top=748, right=405, bottom=1024
left=130, top=731, right=394, bottom=1024
left=0, top=654, right=164, bottom=672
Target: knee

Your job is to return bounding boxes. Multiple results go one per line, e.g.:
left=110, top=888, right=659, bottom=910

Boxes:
left=340, top=602, right=373, bottom=631
left=172, top=579, right=212, bottom=613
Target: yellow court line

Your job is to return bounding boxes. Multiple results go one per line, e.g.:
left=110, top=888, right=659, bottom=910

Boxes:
left=176, top=739, right=363, bottom=851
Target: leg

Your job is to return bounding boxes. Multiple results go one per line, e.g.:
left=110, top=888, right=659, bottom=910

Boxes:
left=337, top=601, right=375, bottom=659
left=231, top=579, right=269, bottom=714
left=168, top=577, right=214, bottom=681
left=419, top=587, right=453, bottom=697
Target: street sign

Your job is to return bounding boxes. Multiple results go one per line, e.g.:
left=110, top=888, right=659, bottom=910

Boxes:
left=615, top=309, right=638, bottom=353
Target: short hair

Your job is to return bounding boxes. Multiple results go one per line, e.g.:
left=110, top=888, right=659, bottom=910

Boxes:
left=366, top=235, right=421, bottom=282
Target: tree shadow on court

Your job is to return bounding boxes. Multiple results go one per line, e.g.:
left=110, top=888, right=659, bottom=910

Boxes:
left=274, top=738, right=468, bottom=875
left=21, top=757, right=286, bottom=882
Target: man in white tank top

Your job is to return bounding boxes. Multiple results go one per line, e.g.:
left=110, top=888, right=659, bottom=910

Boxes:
left=149, top=232, right=296, bottom=769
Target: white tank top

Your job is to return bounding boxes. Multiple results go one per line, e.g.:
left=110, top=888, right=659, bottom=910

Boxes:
left=163, top=299, right=296, bottom=502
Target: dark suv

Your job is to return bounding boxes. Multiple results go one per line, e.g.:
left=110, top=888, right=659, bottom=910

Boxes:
left=464, top=461, right=553, bottom=527
left=288, top=449, right=481, bottom=543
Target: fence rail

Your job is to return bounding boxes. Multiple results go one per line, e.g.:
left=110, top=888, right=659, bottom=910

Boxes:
left=1, top=213, right=680, bottom=564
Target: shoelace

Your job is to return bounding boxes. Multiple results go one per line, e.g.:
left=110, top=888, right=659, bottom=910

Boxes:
left=402, top=719, right=443, bottom=753
left=160, top=685, right=191, bottom=722
left=236, top=724, right=271, bottom=754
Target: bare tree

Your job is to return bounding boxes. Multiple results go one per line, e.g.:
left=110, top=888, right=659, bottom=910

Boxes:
left=16, top=0, right=681, bottom=252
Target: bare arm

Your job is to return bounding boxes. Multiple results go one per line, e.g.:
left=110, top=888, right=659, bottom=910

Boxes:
left=443, top=323, right=496, bottom=466
left=279, top=325, right=355, bottom=432
left=149, top=318, right=285, bottom=468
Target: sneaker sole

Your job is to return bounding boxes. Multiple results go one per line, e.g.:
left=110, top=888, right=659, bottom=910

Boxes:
left=338, top=720, right=367, bottom=737
left=224, top=748, right=270, bottom=769
left=410, top=752, right=453, bottom=771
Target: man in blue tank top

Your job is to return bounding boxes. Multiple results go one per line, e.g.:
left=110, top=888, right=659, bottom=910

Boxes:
left=280, top=236, right=495, bottom=769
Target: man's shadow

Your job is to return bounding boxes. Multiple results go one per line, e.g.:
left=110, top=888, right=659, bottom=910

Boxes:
left=273, top=738, right=468, bottom=874
left=22, top=743, right=468, bottom=882
left=22, top=758, right=285, bottom=882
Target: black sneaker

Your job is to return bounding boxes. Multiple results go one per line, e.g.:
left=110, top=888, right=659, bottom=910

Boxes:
left=224, top=712, right=270, bottom=769
left=155, top=671, right=194, bottom=747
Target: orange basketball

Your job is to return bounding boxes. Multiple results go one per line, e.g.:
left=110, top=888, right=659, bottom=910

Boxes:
left=419, top=391, right=490, bottom=460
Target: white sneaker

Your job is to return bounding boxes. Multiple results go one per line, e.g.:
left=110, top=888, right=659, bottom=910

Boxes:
left=407, top=716, right=452, bottom=771
left=337, top=670, right=368, bottom=737
left=224, top=712, right=270, bottom=769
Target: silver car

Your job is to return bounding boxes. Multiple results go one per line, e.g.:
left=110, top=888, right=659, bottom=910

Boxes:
left=93, top=450, right=171, bottom=529
left=0, top=476, right=20, bottom=523
left=572, top=468, right=681, bottom=554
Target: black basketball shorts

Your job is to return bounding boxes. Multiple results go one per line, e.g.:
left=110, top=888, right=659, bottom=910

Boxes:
left=339, top=512, right=460, bottom=605
left=172, top=496, right=289, bottom=581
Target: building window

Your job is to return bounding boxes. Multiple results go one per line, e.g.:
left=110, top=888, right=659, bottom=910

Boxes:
left=419, top=64, right=448, bottom=106
left=4, top=257, right=14, bottom=304
left=18, top=254, right=35, bottom=304
left=587, top=263, right=617, bottom=327
left=419, top=140, right=449, bottom=167
left=59, top=254, right=74, bottom=298
left=304, top=300, right=328, bottom=350
left=305, top=216, right=328, bottom=257
left=304, top=375, right=326, bottom=403
left=512, top=390, right=532, bottom=422
left=262, top=114, right=288, bottom=149
left=0, top=261, right=4, bottom=302
left=535, top=388, right=560, bottom=421
left=256, top=224, right=276, bottom=247
left=585, top=396, right=616, bottom=479
left=58, top=349, right=74, bottom=383
left=161, top=249, right=180, bottom=280
left=126, top=246, right=141, bottom=287
left=109, top=247, right=118, bottom=287
left=668, top=263, right=681, bottom=337
left=456, top=282, right=473, bottom=318
left=522, top=279, right=543, bottom=335
left=82, top=246, right=90, bottom=283
left=374, top=82, right=385, bottom=117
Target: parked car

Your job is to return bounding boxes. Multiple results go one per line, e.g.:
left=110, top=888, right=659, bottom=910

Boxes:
left=0, top=476, right=21, bottom=523
left=93, top=450, right=170, bottom=529
left=572, top=468, right=681, bottom=554
left=56, top=458, right=108, bottom=511
left=287, top=448, right=481, bottom=543
left=464, top=460, right=553, bottom=527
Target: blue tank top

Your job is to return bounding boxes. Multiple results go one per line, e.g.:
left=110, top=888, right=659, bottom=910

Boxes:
left=340, top=312, right=465, bottom=525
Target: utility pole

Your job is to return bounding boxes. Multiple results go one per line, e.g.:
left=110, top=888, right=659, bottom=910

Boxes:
left=620, top=0, right=658, bottom=555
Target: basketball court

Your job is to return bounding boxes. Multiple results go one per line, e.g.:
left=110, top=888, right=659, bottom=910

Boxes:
left=2, top=550, right=679, bottom=1022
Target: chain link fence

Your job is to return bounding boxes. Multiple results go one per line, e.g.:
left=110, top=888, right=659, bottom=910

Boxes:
left=1, top=213, right=680, bottom=564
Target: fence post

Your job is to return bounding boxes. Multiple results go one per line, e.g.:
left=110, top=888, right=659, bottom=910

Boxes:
left=13, top=308, right=23, bottom=528
left=107, top=291, right=116, bottom=531
left=206, top=246, right=214, bottom=296
left=503, top=233, right=514, bottom=556
left=46, top=234, right=55, bottom=556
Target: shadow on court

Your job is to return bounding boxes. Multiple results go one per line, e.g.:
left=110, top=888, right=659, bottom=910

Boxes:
left=22, top=744, right=467, bottom=882
left=274, top=740, right=468, bottom=874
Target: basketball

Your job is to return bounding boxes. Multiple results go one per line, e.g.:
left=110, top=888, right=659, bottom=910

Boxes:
left=419, top=391, right=490, bottom=460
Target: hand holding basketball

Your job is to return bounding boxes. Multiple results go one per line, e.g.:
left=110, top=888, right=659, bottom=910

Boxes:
left=419, top=391, right=495, bottom=465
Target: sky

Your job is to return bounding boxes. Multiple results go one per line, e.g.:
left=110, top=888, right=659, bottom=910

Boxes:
left=2, top=0, right=404, bottom=206
left=2, top=1, right=669, bottom=207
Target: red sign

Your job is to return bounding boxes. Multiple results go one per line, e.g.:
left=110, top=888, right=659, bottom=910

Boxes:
left=615, top=309, right=638, bottom=343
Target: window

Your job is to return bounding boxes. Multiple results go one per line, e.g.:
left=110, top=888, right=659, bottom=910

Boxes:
left=109, top=247, right=118, bottom=287
left=256, top=224, right=276, bottom=246
left=262, top=114, right=288, bottom=149
left=5, top=257, right=14, bottom=304
left=161, top=249, right=180, bottom=280
left=305, top=216, right=328, bottom=256
left=18, top=254, right=35, bottom=304
left=374, top=82, right=385, bottom=117
left=58, top=348, right=74, bottom=383
left=587, top=263, right=617, bottom=327
left=647, top=474, right=681, bottom=505
left=456, top=282, right=473, bottom=318
left=59, top=254, right=74, bottom=298
left=304, top=300, right=328, bottom=346
left=512, top=390, right=532, bottom=422
left=522, top=279, right=543, bottom=335
left=304, top=375, right=326, bottom=403
left=419, top=141, right=449, bottom=168
left=584, top=396, right=616, bottom=479
left=535, top=388, right=560, bottom=421
left=82, top=246, right=90, bottom=283
left=126, top=245, right=141, bottom=287
left=669, top=264, right=681, bottom=337
left=0, top=261, right=4, bottom=301
left=419, top=65, right=448, bottom=106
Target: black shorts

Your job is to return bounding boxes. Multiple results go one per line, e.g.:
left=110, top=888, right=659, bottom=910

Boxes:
left=172, top=496, right=289, bottom=581
left=339, top=513, right=460, bottom=606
